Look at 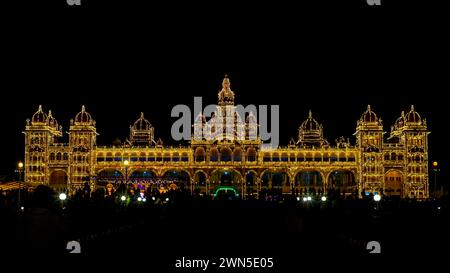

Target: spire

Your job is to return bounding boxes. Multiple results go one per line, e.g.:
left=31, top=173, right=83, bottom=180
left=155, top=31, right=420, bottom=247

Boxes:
left=218, top=74, right=235, bottom=106
left=222, top=74, right=231, bottom=90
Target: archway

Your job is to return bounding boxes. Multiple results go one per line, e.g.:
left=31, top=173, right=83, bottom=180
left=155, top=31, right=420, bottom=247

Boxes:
left=193, top=170, right=208, bottom=194
left=96, top=169, right=123, bottom=186
left=129, top=169, right=157, bottom=195
left=131, top=169, right=156, bottom=180
left=328, top=170, right=357, bottom=196
left=210, top=169, right=242, bottom=195
left=49, top=170, right=68, bottom=192
left=162, top=169, right=191, bottom=193
left=245, top=171, right=257, bottom=197
left=295, top=171, right=323, bottom=195
left=384, top=170, right=403, bottom=197
left=261, top=171, right=290, bottom=196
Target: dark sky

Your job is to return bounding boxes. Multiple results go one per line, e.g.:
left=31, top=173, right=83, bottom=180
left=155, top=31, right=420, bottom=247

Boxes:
left=1, top=1, right=448, bottom=183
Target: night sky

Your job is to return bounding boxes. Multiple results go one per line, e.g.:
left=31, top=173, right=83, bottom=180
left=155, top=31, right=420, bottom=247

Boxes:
left=1, top=1, right=448, bottom=184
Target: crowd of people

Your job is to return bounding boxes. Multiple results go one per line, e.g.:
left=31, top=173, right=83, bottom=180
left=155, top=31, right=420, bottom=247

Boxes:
left=1, top=183, right=449, bottom=256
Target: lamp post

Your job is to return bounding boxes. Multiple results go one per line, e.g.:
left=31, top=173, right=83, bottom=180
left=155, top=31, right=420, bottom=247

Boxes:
left=123, top=160, right=129, bottom=196
left=59, top=192, right=67, bottom=209
left=432, top=161, right=440, bottom=198
left=374, top=193, right=381, bottom=210
left=17, top=162, right=24, bottom=211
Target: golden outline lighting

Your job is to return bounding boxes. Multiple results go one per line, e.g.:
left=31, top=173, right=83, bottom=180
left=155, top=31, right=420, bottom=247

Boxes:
left=22, top=76, right=430, bottom=199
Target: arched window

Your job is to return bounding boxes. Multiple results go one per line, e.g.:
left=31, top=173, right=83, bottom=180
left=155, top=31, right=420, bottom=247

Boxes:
left=195, top=147, right=206, bottom=162
left=163, top=153, right=171, bottom=162
left=233, top=148, right=242, bottom=162
left=220, top=147, right=232, bottom=162
left=210, top=148, right=219, bottom=162
left=263, top=153, right=271, bottom=162
left=391, top=153, right=397, bottom=161
left=272, top=152, right=280, bottom=162
left=247, top=147, right=256, bottom=162
left=289, top=153, right=296, bottom=162
left=315, top=153, right=322, bottom=162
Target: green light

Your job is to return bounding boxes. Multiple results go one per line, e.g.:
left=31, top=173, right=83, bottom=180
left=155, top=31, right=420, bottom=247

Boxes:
left=213, top=186, right=239, bottom=197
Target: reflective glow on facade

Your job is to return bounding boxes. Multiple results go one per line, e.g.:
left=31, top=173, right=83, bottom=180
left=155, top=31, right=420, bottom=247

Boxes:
left=23, top=76, right=429, bottom=199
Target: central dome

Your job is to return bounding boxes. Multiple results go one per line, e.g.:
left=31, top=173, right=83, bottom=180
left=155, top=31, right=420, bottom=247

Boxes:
left=129, top=112, right=155, bottom=147
left=298, top=110, right=325, bottom=147
left=300, top=110, right=321, bottom=131
left=132, top=112, right=152, bottom=131
left=218, top=75, right=235, bottom=106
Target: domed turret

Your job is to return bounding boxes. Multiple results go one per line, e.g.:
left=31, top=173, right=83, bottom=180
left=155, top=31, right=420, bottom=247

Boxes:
left=405, top=105, right=422, bottom=124
left=300, top=110, right=321, bottom=131
left=298, top=110, right=325, bottom=147
left=395, top=111, right=405, bottom=128
left=47, top=110, right=58, bottom=129
left=31, top=105, right=48, bottom=125
left=74, top=105, right=94, bottom=125
left=360, top=105, right=378, bottom=123
left=129, top=112, right=155, bottom=147
left=132, top=112, right=153, bottom=131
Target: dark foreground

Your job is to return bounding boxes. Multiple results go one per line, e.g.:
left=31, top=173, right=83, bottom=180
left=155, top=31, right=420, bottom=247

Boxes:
left=1, top=187, right=449, bottom=271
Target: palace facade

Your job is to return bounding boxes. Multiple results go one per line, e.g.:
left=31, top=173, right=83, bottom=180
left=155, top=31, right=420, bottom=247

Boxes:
left=23, top=76, right=430, bottom=199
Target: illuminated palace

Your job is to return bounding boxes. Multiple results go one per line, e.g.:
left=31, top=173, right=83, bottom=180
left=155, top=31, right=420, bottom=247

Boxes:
left=23, top=76, right=430, bottom=199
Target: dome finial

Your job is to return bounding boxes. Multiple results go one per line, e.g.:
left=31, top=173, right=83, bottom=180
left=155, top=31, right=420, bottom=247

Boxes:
left=38, top=105, right=42, bottom=111
left=222, top=74, right=230, bottom=90
left=48, top=110, right=52, bottom=116
left=367, top=104, right=371, bottom=111
left=140, top=112, right=144, bottom=119
left=308, top=110, right=312, bottom=118
left=411, top=105, right=415, bottom=111
left=82, top=105, right=86, bottom=112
